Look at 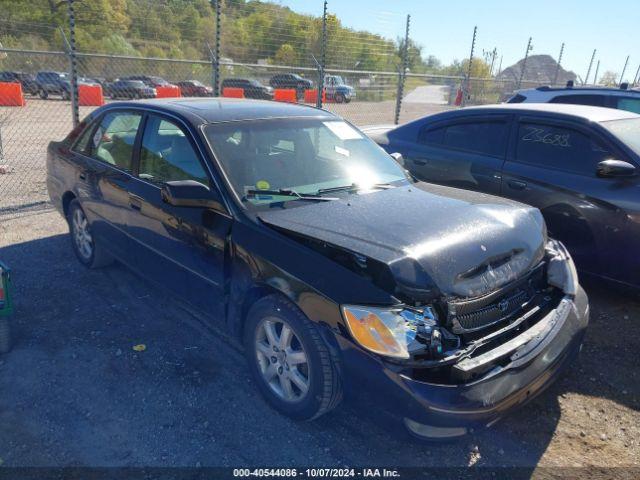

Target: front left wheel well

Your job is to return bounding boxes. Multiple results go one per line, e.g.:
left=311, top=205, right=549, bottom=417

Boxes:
left=61, top=191, right=77, bottom=218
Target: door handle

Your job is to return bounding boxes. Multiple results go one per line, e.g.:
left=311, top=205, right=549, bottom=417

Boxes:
left=129, top=193, right=143, bottom=211
left=508, top=180, right=527, bottom=190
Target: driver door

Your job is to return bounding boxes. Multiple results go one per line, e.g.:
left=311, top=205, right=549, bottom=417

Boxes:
left=125, top=113, right=231, bottom=317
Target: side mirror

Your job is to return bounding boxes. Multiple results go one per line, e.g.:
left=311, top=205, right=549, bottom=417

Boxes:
left=390, top=152, right=405, bottom=167
left=161, top=180, right=223, bottom=209
left=596, top=159, right=637, bottom=178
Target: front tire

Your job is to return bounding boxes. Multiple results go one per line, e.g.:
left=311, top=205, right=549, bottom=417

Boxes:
left=334, top=93, right=345, bottom=103
left=244, top=295, right=342, bottom=421
left=39, top=89, right=48, bottom=100
left=67, top=200, right=113, bottom=269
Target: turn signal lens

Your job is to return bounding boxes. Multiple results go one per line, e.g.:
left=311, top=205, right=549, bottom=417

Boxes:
left=342, top=306, right=415, bottom=359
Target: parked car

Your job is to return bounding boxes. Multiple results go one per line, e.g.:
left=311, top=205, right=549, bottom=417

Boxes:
left=47, top=98, right=588, bottom=439
left=221, top=78, right=273, bottom=99
left=122, top=75, right=177, bottom=89
left=369, top=103, right=640, bottom=289
left=177, top=80, right=213, bottom=97
left=0, top=261, right=13, bottom=354
left=269, top=73, right=313, bottom=98
left=0, top=71, right=39, bottom=95
left=508, top=83, right=640, bottom=114
left=35, top=71, right=71, bottom=100
left=324, top=75, right=355, bottom=103
left=105, top=80, right=156, bottom=99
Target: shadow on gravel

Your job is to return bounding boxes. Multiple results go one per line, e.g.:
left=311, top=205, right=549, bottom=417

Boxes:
left=4, top=231, right=636, bottom=471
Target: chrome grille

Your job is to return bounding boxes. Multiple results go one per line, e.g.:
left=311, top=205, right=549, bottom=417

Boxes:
left=447, top=265, right=544, bottom=333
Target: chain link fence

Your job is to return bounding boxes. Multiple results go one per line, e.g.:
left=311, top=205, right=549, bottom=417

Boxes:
left=0, top=1, right=551, bottom=213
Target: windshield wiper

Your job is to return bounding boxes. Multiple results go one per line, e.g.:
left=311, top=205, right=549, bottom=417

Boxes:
left=316, top=183, right=395, bottom=195
left=245, top=188, right=337, bottom=201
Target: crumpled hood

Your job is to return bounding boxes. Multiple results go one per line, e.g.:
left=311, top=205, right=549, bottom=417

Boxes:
left=258, top=183, right=547, bottom=300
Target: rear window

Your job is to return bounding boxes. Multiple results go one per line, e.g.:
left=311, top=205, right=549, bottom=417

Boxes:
left=507, top=94, right=527, bottom=103
left=550, top=94, right=606, bottom=107
left=615, top=97, right=640, bottom=114
left=420, top=120, right=508, bottom=157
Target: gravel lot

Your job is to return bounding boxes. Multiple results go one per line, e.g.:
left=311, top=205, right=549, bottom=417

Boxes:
left=0, top=206, right=639, bottom=474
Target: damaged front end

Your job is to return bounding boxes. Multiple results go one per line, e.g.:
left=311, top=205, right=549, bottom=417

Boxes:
left=341, top=239, right=582, bottom=383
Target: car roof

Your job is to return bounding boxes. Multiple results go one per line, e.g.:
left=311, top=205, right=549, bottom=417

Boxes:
left=518, top=85, right=640, bottom=95
left=103, top=97, right=337, bottom=124
left=451, top=103, right=639, bottom=122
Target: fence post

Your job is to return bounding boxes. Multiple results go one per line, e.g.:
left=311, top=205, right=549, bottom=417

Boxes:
left=517, top=37, right=532, bottom=90
left=584, top=49, right=596, bottom=85
left=394, top=14, right=410, bottom=125
left=462, top=26, right=477, bottom=107
left=619, top=55, right=630, bottom=86
left=212, top=0, right=221, bottom=96
left=316, top=0, right=327, bottom=109
left=552, top=42, right=564, bottom=85
left=66, top=0, right=79, bottom=127
left=593, top=60, right=601, bottom=86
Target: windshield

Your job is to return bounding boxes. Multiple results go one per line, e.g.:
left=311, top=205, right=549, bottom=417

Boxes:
left=603, top=118, right=640, bottom=156
left=204, top=118, right=410, bottom=210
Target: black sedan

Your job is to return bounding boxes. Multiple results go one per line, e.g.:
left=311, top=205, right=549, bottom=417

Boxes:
left=369, top=103, right=640, bottom=290
left=46, top=98, right=588, bottom=439
left=105, top=80, right=156, bottom=99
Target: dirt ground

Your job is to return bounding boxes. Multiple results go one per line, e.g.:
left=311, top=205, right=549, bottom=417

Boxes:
left=0, top=205, right=638, bottom=477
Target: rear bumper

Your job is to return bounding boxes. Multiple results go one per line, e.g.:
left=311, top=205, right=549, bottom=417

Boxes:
left=337, top=287, right=588, bottom=438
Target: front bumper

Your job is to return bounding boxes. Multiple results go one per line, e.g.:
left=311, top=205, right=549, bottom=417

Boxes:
left=336, top=287, right=588, bottom=438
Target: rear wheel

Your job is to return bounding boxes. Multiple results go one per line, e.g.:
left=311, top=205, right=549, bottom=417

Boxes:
left=334, top=93, right=345, bottom=103
left=244, top=295, right=342, bottom=421
left=62, top=90, right=70, bottom=101
left=39, top=89, right=48, bottom=100
left=67, top=200, right=113, bottom=269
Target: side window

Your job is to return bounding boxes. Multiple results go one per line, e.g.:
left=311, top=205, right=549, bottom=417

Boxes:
left=91, top=111, right=142, bottom=171
left=516, top=122, right=611, bottom=175
left=72, top=120, right=96, bottom=154
left=139, top=116, right=209, bottom=185
left=615, top=98, right=640, bottom=114
left=442, top=121, right=508, bottom=156
left=550, top=94, right=606, bottom=107
left=419, top=126, right=446, bottom=145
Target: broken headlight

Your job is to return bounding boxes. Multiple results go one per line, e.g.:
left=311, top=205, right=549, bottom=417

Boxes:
left=546, top=239, right=578, bottom=296
left=341, top=305, right=444, bottom=359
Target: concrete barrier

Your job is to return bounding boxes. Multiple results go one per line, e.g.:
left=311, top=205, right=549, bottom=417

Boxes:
left=0, top=82, right=25, bottom=107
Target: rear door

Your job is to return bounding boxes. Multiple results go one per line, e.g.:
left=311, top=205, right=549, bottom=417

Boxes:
left=72, top=109, right=143, bottom=263
left=403, top=115, right=510, bottom=195
left=501, top=116, right=630, bottom=278
left=125, top=113, right=231, bottom=316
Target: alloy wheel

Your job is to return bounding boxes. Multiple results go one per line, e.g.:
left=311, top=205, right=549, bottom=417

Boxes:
left=72, top=208, right=93, bottom=261
left=255, top=317, right=310, bottom=403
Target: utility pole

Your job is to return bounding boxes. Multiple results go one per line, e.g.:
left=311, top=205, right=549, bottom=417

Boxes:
left=584, top=49, right=596, bottom=85
left=463, top=26, right=477, bottom=106
left=316, top=0, right=327, bottom=108
left=593, top=60, right=600, bottom=85
left=552, top=42, right=564, bottom=85
left=517, top=37, right=532, bottom=89
left=619, top=55, right=630, bottom=85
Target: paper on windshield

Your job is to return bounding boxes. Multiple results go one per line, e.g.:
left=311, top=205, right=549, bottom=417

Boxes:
left=323, top=121, right=362, bottom=140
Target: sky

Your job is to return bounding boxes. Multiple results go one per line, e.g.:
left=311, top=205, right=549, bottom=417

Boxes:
left=276, top=0, right=640, bottom=82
